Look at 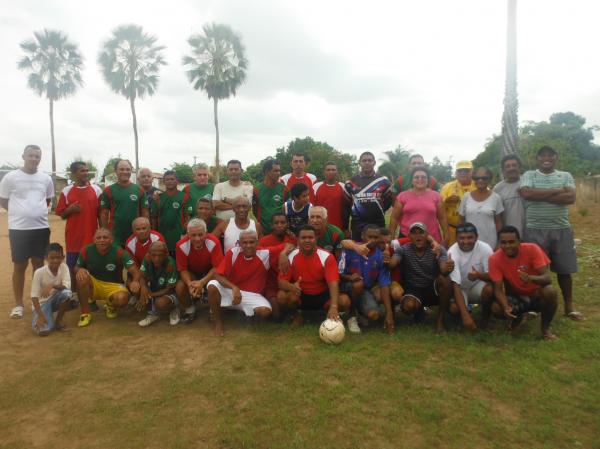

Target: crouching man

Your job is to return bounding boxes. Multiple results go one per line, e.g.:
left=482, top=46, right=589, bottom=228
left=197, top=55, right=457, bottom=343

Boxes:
left=447, top=222, right=494, bottom=330
left=207, top=230, right=293, bottom=336
left=137, top=241, right=180, bottom=327
left=488, top=226, right=558, bottom=340
left=277, top=225, right=350, bottom=326
left=75, top=228, right=141, bottom=326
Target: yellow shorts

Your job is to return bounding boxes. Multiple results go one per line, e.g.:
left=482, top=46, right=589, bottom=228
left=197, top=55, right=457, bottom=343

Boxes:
left=371, top=282, right=404, bottom=299
left=90, top=276, right=129, bottom=303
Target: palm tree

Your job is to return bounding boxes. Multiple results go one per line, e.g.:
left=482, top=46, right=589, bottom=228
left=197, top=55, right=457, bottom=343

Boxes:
left=378, top=145, right=412, bottom=182
left=98, top=24, right=166, bottom=171
left=18, top=29, right=84, bottom=202
left=183, top=23, right=248, bottom=183
left=501, top=0, right=518, bottom=155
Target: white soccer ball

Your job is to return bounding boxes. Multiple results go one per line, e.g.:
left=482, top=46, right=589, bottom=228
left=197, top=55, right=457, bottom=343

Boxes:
left=319, top=319, right=345, bottom=345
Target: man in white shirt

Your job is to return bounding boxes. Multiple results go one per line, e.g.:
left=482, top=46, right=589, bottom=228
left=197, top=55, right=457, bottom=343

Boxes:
left=447, top=222, right=494, bottom=330
left=0, top=145, right=54, bottom=319
left=212, top=160, right=254, bottom=220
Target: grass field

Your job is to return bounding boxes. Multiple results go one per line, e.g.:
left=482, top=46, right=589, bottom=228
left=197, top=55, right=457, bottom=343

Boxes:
left=1, top=205, right=599, bottom=449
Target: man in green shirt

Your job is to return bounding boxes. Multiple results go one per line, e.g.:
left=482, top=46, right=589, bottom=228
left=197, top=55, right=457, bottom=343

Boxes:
left=253, top=159, right=287, bottom=235
left=183, top=163, right=214, bottom=217
left=193, top=198, right=222, bottom=233
left=309, top=206, right=344, bottom=260
left=151, top=171, right=189, bottom=255
left=100, top=159, right=149, bottom=246
left=75, top=227, right=141, bottom=327
left=136, top=241, right=180, bottom=327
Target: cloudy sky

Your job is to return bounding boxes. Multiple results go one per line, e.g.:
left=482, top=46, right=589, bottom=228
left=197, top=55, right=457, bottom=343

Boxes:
left=1, top=0, right=598, bottom=176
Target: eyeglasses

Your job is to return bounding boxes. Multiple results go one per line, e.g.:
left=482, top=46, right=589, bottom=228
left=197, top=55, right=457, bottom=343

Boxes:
left=456, top=224, right=478, bottom=234
left=473, top=176, right=491, bottom=181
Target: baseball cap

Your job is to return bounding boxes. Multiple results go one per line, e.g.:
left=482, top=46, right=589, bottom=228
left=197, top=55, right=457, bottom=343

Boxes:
left=536, top=145, right=557, bottom=156
left=456, top=160, right=473, bottom=170
left=409, top=222, right=427, bottom=232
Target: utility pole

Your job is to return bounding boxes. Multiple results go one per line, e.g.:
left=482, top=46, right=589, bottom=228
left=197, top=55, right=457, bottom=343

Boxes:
left=501, top=0, right=519, bottom=156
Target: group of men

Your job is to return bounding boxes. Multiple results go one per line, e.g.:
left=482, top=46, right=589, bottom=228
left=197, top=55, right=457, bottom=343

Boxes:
left=0, top=144, right=583, bottom=339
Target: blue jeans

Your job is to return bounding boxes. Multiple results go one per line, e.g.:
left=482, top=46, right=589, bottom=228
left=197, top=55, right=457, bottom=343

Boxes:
left=32, top=289, right=72, bottom=335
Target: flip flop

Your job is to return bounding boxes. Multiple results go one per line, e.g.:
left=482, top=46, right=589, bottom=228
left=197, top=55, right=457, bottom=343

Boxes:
left=565, top=311, right=584, bottom=321
left=542, top=333, right=558, bottom=341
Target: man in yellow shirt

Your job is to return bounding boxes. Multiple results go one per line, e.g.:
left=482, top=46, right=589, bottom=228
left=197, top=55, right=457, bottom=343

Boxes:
left=440, top=160, right=476, bottom=246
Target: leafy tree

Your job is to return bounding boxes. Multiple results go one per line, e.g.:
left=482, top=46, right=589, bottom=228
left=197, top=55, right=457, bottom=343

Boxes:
left=101, top=155, right=124, bottom=181
left=472, top=135, right=503, bottom=177
left=98, top=24, right=166, bottom=171
left=245, top=137, right=356, bottom=184
left=378, top=145, right=412, bottom=183
left=183, top=23, right=248, bottom=183
left=428, top=157, right=453, bottom=183
left=18, top=29, right=84, bottom=204
left=168, top=162, right=193, bottom=183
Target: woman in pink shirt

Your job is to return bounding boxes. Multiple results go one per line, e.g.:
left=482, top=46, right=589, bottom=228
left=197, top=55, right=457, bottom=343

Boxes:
left=389, top=168, right=449, bottom=246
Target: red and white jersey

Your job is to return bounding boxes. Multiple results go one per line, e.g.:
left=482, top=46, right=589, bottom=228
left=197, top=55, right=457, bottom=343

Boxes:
left=279, top=248, right=339, bottom=295
left=279, top=173, right=317, bottom=200
left=312, top=181, right=350, bottom=230
left=125, top=230, right=165, bottom=266
left=216, top=245, right=284, bottom=294
left=55, top=183, right=102, bottom=253
left=176, top=234, right=224, bottom=275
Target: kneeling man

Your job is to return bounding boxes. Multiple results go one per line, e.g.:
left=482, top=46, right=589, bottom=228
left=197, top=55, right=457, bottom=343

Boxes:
left=488, top=226, right=558, bottom=340
left=208, top=230, right=291, bottom=336
left=278, top=225, right=349, bottom=326
left=75, top=228, right=141, bottom=326
left=447, top=222, right=494, bottom=330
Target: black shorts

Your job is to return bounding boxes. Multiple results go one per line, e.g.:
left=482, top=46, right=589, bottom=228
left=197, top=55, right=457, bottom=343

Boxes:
left=403, top=282, right=440, bottom=307
left=298, top=291, right=331, bottom=311
left=9, top=228, right=50, bottom=263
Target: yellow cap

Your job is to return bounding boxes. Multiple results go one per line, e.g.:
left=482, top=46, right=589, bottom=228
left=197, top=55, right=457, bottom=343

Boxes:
left=456, top=160, right=473, bottom=170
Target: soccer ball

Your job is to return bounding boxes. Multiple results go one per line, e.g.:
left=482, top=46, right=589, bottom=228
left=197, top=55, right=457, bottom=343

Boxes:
left=319, top=319, right=345, bottom=345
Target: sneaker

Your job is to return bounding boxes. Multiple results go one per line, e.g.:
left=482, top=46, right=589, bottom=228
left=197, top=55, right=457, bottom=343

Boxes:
left=169, top=308, right=180, bottom=326
left=105, top=305, right=118, bottom=319
left=78, top=313, right=92, bottom=327
left=10, top=306, right=24, bottom=319
left=138, top=314, right=160, bottom=327
left=89, top=301, right=100, bottom=312
left=180, top=305, right=196, bottom=324
left=347, top=316, right=361, bottom=334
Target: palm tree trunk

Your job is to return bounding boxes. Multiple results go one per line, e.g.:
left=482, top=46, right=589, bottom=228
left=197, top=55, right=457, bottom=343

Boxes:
left=502, top=0, right=519, bottom=156
left=130, top=96, right=139, bottom=172
left=213, top=97, right=220, bottom=183
left=49, top=98, right=57, bottom=209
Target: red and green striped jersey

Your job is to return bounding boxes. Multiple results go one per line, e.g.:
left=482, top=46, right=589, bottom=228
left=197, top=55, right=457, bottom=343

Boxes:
left=152, top=189, right=189, bottom=251
left=76, top=243, right=134, bottom=283
left=253, top=182, right=287, bottom=234
left=317, top=224, right=344, bottom=255
left=140, top=255, right=178, bottom=292
left=99, top=182, right=149, bottom=246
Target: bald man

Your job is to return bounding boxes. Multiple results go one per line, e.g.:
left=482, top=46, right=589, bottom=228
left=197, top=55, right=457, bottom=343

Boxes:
left=124, top=217, right=166, bottom=267
left=137, top=167, right=161, bottom=206
left=212, top=196, right=262, bottom=253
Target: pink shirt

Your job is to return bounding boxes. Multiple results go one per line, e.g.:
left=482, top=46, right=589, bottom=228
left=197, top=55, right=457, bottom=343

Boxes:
left=397, top=189, right=442, bottom=243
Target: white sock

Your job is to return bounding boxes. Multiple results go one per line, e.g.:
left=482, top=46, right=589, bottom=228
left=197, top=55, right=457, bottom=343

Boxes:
left=185, top=305, right=195, bottom=314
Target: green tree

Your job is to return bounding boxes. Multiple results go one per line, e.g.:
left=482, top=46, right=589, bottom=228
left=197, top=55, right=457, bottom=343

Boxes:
left=98, top=24, right=166, bottom=171
left=18, top=29, right=84, bottom=204
left=101, top=155, right=124, bottom=181
left=183, top=23, right=248, bottom=183
left=168, top=162, right=193, bottom=183
left=378, top=145, right=412, bottom=183
left=428, top=156, right=453, bottom=183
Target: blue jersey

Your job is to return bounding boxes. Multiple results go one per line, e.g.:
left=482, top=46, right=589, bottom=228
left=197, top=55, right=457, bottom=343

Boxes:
left=344, top=173, right=392, bottom=236
left=284, top=200, right=311, bottom=235
left=338, top=247, right=391, bottom=289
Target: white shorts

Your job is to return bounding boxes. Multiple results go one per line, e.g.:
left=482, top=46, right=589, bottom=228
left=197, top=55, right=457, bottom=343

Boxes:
left=460, top=280, right=486, bottom=306
left=207, top=280, right=272, bottom=317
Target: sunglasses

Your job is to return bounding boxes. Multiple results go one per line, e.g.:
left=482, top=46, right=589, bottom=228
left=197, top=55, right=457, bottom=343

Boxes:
left=473, top=176, right=491, bottom=181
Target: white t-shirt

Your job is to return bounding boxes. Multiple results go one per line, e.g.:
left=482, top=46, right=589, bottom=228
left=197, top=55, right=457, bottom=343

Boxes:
left=0, top=169, right=54, bottom=230
left=31, top=263, right=71, bottom=305
left=458, top=192, right=504, bottom=248
left=448, top=240, right=493, bottom=291
left=212, top=181, right=254, bottom=220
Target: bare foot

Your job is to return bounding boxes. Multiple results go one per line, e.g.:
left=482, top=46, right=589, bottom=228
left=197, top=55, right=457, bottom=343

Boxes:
left=213, top=321, right=225, bottom=337
left=542, top=332, right=558, bottom=341
left=55, top=321, right=68, bottom=332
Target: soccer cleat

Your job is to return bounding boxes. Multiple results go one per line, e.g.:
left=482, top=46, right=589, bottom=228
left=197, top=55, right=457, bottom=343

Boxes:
left=138, top=314, right=160, bottom=327
left=347, top=316, right=361, bottom=334
left=78, top=313, right=92, bottom=327
left=105, top=305, right=118, bottom=319
left=169, top=308, right=180, bottom=326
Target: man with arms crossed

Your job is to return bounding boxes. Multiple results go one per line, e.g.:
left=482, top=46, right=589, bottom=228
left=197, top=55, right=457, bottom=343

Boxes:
left=212, top=160, right=254, bottom=221
left=0, top=145, right=54, bottom=319
left=488, top=226, right=558, bottom=340
left=519, top=145, right=582, bottom=321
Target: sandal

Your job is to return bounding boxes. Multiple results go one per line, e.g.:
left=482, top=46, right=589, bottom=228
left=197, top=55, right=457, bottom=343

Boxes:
left=565, top=311, right=584, bottom=321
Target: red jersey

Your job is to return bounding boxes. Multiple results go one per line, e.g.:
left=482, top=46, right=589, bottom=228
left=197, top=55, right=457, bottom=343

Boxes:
left=258, top=233, right=296, bottom=247
left=389, top=237, right=410, bottom=283
left=216, top=245, right=284, bottom=294
left=279, top=172, right=317, bottom=201
left=55, top=183, right=102, bottom=252
left=312, top=181, right=350, bottom=230
left=488, top=243, right=550, bottom=296
left=279, top=248, right=340, bottom=295
left=176, top=234, right=224, bottom=275
left=125, top=230, right=165, bottom=266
